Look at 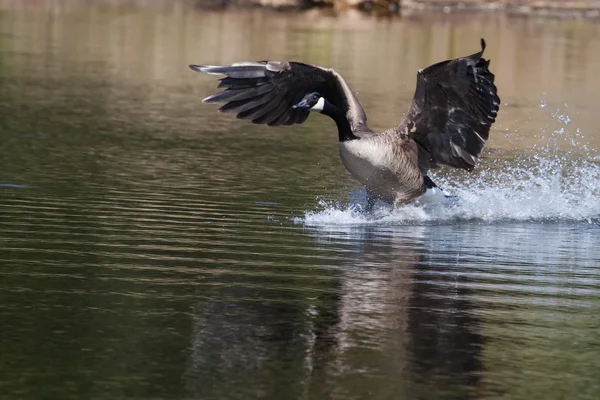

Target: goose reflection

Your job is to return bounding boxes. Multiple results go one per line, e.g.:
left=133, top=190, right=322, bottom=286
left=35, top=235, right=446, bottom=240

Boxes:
left=184, top=223, right=484, bottom=399
left=306, top=224, right=484, bottom=398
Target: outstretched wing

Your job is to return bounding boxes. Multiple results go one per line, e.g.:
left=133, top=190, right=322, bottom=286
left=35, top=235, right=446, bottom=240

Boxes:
left=190, top=62, right=368, bottom=130
left=403, top=39, right=500, bottom=172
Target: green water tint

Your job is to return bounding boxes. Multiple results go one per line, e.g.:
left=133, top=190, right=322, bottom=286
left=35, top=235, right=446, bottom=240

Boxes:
left=1, top=3, right=599, bottom=400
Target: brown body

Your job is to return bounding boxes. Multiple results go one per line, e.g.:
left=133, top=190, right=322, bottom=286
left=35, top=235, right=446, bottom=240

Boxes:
left=339, top=131, right=425, bottom=206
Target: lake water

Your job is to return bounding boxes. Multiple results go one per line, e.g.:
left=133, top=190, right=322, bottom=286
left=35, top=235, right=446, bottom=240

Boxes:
left=1, top=2, right=599, bottom=399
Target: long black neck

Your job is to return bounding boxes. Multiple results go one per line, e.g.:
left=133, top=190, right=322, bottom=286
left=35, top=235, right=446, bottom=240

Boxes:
left=320, top=100, right=359, bottom=142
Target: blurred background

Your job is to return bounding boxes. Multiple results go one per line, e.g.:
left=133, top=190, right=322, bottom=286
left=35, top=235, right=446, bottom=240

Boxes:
left=1, top=1, right=599, bottom=400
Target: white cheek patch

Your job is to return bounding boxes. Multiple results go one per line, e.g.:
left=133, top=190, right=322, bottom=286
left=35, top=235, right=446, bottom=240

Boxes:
left=309, top=97, right=325, bottom=112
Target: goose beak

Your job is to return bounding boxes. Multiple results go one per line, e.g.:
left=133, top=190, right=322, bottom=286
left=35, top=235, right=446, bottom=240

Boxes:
left=292, top=99, right=310, bottom=109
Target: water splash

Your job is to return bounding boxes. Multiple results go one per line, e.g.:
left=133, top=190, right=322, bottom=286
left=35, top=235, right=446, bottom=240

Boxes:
left=296, top=106, right=600, bottom=226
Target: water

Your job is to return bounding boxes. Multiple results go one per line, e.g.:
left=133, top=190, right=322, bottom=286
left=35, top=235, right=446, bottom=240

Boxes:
left=1, top=2, right=600, bottom=399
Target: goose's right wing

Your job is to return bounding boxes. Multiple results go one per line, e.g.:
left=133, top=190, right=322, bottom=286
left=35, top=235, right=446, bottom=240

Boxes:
left=189, top=62, right=368, bottom=130
left=402, top=39, right=500, bottom=172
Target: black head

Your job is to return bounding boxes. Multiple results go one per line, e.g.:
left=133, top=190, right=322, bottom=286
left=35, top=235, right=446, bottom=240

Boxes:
left=292, top=92, right=324, bottom=111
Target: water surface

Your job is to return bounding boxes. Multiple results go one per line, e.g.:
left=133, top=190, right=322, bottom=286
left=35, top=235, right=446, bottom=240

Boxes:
left=1, top=3, right=599, bottom=399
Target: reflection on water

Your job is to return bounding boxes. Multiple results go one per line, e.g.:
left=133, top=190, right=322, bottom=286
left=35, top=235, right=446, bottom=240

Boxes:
left=1, top=3, right=599, bottom=400
left=183, top=223, right=600, bottom=400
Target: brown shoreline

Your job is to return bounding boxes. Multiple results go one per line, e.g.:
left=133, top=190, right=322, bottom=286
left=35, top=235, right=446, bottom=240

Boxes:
left=0, top=0, right=599, bottom=19
left=403, top=1, right=600, bottom=19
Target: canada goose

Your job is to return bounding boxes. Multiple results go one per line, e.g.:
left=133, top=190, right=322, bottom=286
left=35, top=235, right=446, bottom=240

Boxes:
left=190, top=39, right=499, bottom=209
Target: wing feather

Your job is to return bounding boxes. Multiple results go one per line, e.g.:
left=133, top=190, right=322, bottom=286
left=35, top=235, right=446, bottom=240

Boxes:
left=190, top=61, right=368, bottom=130
left=203, top=84, right=273, bottom=104
left=402, top=39, right=500, bottom=172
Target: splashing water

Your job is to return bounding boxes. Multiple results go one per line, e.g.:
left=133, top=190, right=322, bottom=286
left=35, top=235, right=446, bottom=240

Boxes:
left=297, top=106, right=600, bottom=226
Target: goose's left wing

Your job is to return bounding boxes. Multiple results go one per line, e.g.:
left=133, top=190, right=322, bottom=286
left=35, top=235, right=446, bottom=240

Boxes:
left=189, top=61, right=368, bottom=130
left=402, top=39, right=500, bottom=172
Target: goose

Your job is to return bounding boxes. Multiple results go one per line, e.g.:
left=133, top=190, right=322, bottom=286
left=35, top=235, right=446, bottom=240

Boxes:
left=189, top=39, right=500, bottom=209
